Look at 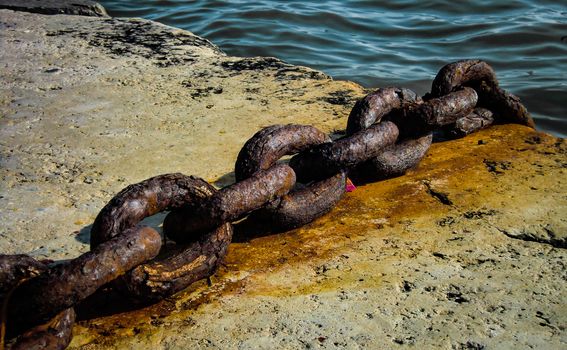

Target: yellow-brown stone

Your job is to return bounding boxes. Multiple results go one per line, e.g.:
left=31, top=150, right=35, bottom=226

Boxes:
left=1, top=8, right=565, bottom=350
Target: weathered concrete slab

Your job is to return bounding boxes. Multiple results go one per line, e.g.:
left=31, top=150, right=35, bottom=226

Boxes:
left=1, top=8, right=565, bottom=350
left=0, top=0, right=107, bottom=17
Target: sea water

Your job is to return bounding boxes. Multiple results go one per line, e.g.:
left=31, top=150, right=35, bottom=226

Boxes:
left=99, top=0, right=567, bottom=137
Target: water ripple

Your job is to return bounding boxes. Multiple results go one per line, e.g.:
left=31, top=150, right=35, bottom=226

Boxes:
left=100, top=0, right=567, bottom=137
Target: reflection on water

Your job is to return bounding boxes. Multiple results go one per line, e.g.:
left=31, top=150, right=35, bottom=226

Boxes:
left=99, top=0, right=567, bottom=137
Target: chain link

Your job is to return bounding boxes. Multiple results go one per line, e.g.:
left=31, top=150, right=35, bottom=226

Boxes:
left=234, top=124, right=346, bottom=230
left=0, top=59, right=535, bottom=349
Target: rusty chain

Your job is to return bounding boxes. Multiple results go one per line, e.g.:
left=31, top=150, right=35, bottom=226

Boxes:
left=0, top=59, right=534, bottom=349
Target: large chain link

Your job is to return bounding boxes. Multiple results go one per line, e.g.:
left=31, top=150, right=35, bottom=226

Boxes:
left=0, top=60, right=535, bottom=349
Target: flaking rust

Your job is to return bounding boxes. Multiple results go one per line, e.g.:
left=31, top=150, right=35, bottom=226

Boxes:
left=346, top=86, right=433, bottom=181
left=90, top=173, right=218, bottom=249
left=476, top=81, right=535, bottom=128
left=251, top=171, right=347, bottom=230
left=431, top=59, right=498, bottom=97
left=235, top=124, right=347, bottom=230
left=290, top=121, right=400, bottom=182
left=431, top=59, right=534, bottom=128
left=122, top=222, right=233, bottom=302
left=0, top=255, right=47, bottom=298
left=445, top=108, right=495, bottom=138
left=351, top=133, right=433, bottom=182
left=346, top=87, right=420, bottom=135
left=7, top=309, right=75, bottom=350
left=235, top=124, right=330, bottom=181
left=90, top=173, right=235, bottom=301
left=6, top=226, right=161, bottom=336
left=1, top=256, right=45, bottom=349
left=417, top=87, right=478, bottom=126
left=165, top=164, right=296, bottom=239
left=1, top=256, right=73, bottom=350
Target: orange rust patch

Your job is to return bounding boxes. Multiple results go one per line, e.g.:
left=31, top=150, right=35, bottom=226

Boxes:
left=70, top=124, right=565, bottom=347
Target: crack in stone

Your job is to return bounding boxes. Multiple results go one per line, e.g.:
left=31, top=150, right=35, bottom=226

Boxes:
left=423, top=181, right=453, bottom=206
left=496, top=227, right=566, bottom=249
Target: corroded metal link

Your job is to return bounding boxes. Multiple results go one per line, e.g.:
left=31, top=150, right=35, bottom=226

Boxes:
left=387, top=87, right=478, bottom=138
left=234, top=124, right=345, bottom=231
left=351, top=133, right=433, bottom=182
left=441, top=107, right=495, bottom=139
left=90, top=173, right=218, bottom=249
left=0, top=254, right=47, bottom=298
left=164, top=164, right=296, bottom=241
left=475, top=81, right=535, bottom=128
left=250, top=171, right=346, bottom=230
left=8, top=308, right=75, bottom=350
left=0, top=59, right=537, bottom=350
left=235, top=124, right=330, bottom=181
left=346, top=87, right=420, bottom=135
left=1, top=255, right=74, bottom=350
left=6, top=226, right=161, bottom=335
left=290, top=121, right=399, bottom=183
left=413, top=87, right=478, bottom=127
left=345, top=86, right=431, bottom=180
left=88, top=173, right=233, bottom=301
left=431, top=59, right=534, bottom=128
left=121, top=222, right=233, bottom=302
left=1, top=255, right=52, bottom=348
left=431, top=59, right=498, bottom=97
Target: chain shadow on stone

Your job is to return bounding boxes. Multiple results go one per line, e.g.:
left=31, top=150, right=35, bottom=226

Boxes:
left=74, top=224, right=93, bottom=244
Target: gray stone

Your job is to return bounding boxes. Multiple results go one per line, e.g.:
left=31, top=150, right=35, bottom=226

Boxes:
left=0, top=0, right=108, bottom=17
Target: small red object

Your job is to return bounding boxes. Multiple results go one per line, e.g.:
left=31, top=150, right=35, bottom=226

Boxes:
left=346, top=178, right=356, bottom=192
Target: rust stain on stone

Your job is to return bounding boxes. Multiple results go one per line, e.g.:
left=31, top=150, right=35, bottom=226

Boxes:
left=70, top=125, right=565, bottom=348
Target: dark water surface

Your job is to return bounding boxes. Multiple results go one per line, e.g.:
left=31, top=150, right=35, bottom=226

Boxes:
left=99, top=0, right=567, bottom=137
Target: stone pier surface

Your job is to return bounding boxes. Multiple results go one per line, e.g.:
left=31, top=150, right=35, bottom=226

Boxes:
left=1, top=6, right=566, bottom=350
